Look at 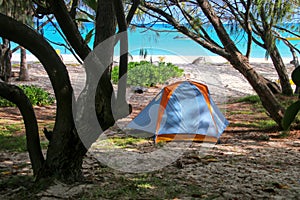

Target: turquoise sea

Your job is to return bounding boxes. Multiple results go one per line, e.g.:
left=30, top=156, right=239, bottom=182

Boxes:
left=13, top=22, right=300, bottom=58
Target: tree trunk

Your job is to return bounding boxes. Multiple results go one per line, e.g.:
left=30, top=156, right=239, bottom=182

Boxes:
left=269, top=46, right=293, bottom=96
left=0, top=38, right=12, bottom=82
left=113, top=0, right=132, bottom=119
left=0, top=13, right=87, bottom=181
left=74, top=0, right=132, bottom=151
left=73, top=0, right=117, bottom=149
left=72, top=0, right=117, bottom=148
left=94, top=0, right=117, bottom=129
left=264, top=77, right=281, bottom=94
left=19, top=46, right=29, bottom=81
left=0, top=82, right=44, bottom=176
left=197, top=0, right=285, bottom=127
left=228, top=55, right=285, bottom=126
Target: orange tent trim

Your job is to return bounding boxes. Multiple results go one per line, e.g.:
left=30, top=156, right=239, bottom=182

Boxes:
left=155, top=82, right=181, bottom=134
left=155, top=134, right=218, bottom=143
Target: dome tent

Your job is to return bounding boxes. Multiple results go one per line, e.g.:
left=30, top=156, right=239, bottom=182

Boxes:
left=127, top=81, right=229, bottom=143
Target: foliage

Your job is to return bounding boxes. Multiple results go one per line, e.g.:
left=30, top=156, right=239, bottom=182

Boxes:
left=112, top=61, right=184, bottom=87
left=76, top=0, right=97, bottom=44
left=0, top=123, right=46, bottom=152
left=82, top=0, right=97, bottom=12
left=254, top=0, right=293, bottom=25
left=0, top=124, right=26, bottom=152
left=235, top=95, right=261, bottom=104
left=276, top=131, right=290, bottom=138
left=0, top=0, right=33, bottom=24
left=0, top=85, right=54, bottom=107
left=234, top=93, right=300, bottom=129
left=291, top=67, right=300, bottom=86
left=0, top=117, right=51, bottom=152
left=251, top=0, right=296, bottom=57
left=282, top=67, right=300, bottom=130
left=234, top=94, right=300, bottom=129
left=282, top=101, right=300, bottom=129
left=229, top=120, right=276, bottom=129
left=109, top=137, right=147, bottom=148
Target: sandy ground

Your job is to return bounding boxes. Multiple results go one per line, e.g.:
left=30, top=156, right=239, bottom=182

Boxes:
left=1, top=58, right=300, bottom=199
left=9, top=57, right=296, bottom=131
left=10, top=56, right=296, bottom=102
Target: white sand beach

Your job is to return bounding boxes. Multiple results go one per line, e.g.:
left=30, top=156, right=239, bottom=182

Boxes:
left=10, top=53, right=296, bottom=104
left=11, top=52, right=293, bottom=64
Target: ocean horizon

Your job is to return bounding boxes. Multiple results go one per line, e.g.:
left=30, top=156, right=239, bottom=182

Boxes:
left=11, top=22, right=300, bottom=59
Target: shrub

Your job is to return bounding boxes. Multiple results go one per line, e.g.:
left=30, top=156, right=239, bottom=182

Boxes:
left=112, top=61, right=184, bottom=87
left=236, top=95, right=261, bottom=104
left=0, top=85, right=54, bottom=107
left=282, top=67, right=300, bottom=130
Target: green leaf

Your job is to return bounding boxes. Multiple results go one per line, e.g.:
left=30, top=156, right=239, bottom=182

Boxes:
left=282, top=100, right=300, bottom=130
left=0, top=85, right=54, bottom=107
left=111, top=61, right=183, bottom=87
left=291, top=67, right=300, bottom=86
left=84, top=29, right=94, bottom=44
left=0, top=0, right=3, bottom=6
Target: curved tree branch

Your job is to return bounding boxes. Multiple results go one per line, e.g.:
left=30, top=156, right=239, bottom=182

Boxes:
left=0, top=82, right=44, bottom=176
left=46, top=15, right=83, bottom=64
left=126, top=0, right=140, bottom=25
left=70, top=0, right=79, bottom=20
left=47, top=0, right=91, bottom=60
left=141, top=2, right=230, bottom=57
left=274, top=25, right=300, bottom=38
left=197, top=0, right=241, bottom=55
left=244, top=0, right=252, bottom=58
left=0, top=13, right=86, bottom=179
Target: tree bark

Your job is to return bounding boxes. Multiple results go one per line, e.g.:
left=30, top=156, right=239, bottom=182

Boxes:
left=142, top=2, right=230, bottom=58
left=114, top=0, right=132, bottom=119
left=268, top=46, right=293, bottom=96
left=94, top=0, right=117, bottom=130
left=0, top=13, right=86, bottom=181
left=0, top=82, right=44, bottom=176
left=0, top=39, right=12, bottom=82
left=71, top=1, right=132, bottom=152
left=197, top=0, right=285, bottom=127
left=19, top=46, right=29, bottom=81
left=228, top=55, right=285, bottom=126
left=47, top=0, right=91, bottom=60
left=126, top=0, right=140, bottom=24
left=224, top=1, right=292, bottom=96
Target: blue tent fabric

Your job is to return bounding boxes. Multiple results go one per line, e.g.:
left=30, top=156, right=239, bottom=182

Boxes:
left=127, top=81, right=229, bottom=142
left=127, top=91, right=163, bottom=134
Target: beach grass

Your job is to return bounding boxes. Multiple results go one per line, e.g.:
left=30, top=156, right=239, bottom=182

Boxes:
left=235, top=95, right=261, bottom=104
left=105, top=136, right=147, bottom=148
left=0, top=122, right=49, bottom=152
